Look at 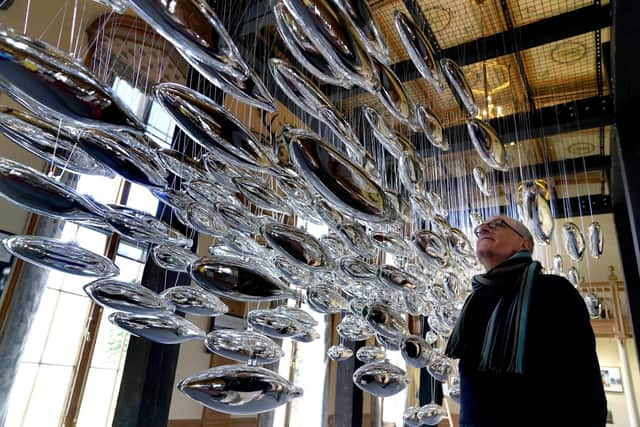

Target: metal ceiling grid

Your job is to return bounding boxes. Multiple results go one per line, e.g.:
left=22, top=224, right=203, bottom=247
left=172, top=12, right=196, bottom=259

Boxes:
left=507, top=0, right=602, bottom=27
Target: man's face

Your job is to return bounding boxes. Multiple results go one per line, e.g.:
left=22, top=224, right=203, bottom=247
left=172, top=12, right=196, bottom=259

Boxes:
left=475, top=215, right=529, bottom=267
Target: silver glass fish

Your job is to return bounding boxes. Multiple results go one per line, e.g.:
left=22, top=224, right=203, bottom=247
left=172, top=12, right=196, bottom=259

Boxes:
left=366, top=302, right=408, bottom=341
left=339, top=256, right=377, bottom=280
left=182, top=203, right=226, bottom=237
left=275, top=305, right=319, bottom=328
left=153, top=83, right=275, bottom=172
left=155, top=149, right=207, bottom=182
left=400, top=334, right=433, bottom=368
left=306, top=284, right=348, bottom=313
left=472, top=166, right=492, bottom=196
left=372, top=59, right=415, bottom=126
left=394, top=12, right=444, bottom=91
left=426, top=354, right=452, bottom=382
left=352, top=360, right=408, bottom=397
left=519, top=181, right=554, bottom=244
left=446, top=228, right=474, bottom=260
left=399, top=149, right=426, bottom=196
left=186, top=179, right=229, bottom=208
left=583, top=293, right=601, bottom=319
left=190, top=255, right=297, bottom=301
left=233, top=177, right=291, bottom=215
left=109, top=311, right=205, bottom=344
left=205, top=329, right=284, bottom=365
left=272, top=2, right=347, bottom=87
left=0, top=157, right=105, bottom=223
left=335, top=222, right=375, bottom=258
left=552, top=254, right=564, bottom=275
left=413, top=230, right=450, bottom=270
left=377, top=265, right=424, bottom=293
left=337, top=314, right=374, bottom=341
left=84, top=279, right=173, bottom=314
left=279, top=0, right=379, bottom=92
left=201, top=153, right=241, bottom=192
left=151, top=188, right=196, bottom=212
left=271, top=256, right=314, bottom=288
left=262, top=222, right=333, bottom=271
left=0, top=25, right=144, bottom=131
left=178, top=364, right=303, bottom=414
left=126, top=0, right=275, bottom=110
left=363, top=105, right=408, bottom=159
left=466, top=119, right=508, bottom=171
left=331, top=0, right=389, bottom=64
left=312, top=196, right=345, bottom=228
left=288, top=128, right=397, bottom=223
left=416, top=104, right=448, bottom=151
left=370, top=231, right=411, bottom=256
left=417, top=403, right=445, bottom=426
left=327, top=344, right=354, bottom=361
left=160, top=286, right=228, bottom=317
left=105, top=205, right=192, bottom=247
left=567, top=266, right=580, bottom=287
left=356, top=345, right=386, bottom=363
left=0, top=107, right=114, bottom=177
left=588, top=221, right=603, bottom=259
left=319, top=233, right=349, bottom=258
left=77, top=129, right=168, bottom=189
left=2, top=235, right=119, bottom=277
left=247, top=309, right=308, bottom=338
left=440, top=58, right=478, bottom=117
left=562, top=222, right=585, bottom=261
left=216, top=202, right=260, bottom=234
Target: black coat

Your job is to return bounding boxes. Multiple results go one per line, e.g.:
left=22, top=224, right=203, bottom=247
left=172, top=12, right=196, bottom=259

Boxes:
left=457, top=273, right=607, bottom=427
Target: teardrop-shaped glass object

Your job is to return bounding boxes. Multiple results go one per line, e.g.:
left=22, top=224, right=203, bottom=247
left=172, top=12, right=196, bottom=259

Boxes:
left=394, top=12, right=444, bottom=91
left=109, top=311, right=204, bottom=344
left=106, top=206, right=192, bottom=247
left=398, top=149, right=425, bottom=196
left=216, top=202, right=260, bottom=234
left=588, top=221, right=603, bottom=259
left=472, top=166, right=492, bottom=196
left=272, top=2, right=347, bottom=87
left=151, top=245, right=198, bottom=273
left=567, top=266, right=580, bottom=287
left=377, top=265, right=423, bottom=293
left=417, top=403, right=445, bottom=426
left=84, top=279, right=172, bottom=314
left=446, top=228, right=474, bottom=260
left=312, top=196, right=344, bottom=228
left=0, top=26, right=143, bottom=131
left=520, top=181, right=554, bottom=244
left=153, top=83, right=274, bottom=172
left=366, top=302, right=408, bottom=340
left=288, top=129, right=396, bottom=224
left=363, top=105, right=408, bottom=159
left=373, top=59, right=414, bottom=126
left=426, top=354, right=452, bottom=382
left=356, top=345, right=386, bottom=363
left=562, top=222, right=585, bottom=261
left=247, top=309, right=308, bottom=338
left=275, top=305, right=319, bottom=328
left=262, top=222, right=333, bottom=271
left=161, top=286, right=228, bottom=317
left=152, top=188, right=195, bottom=212
left=440, top=58, right=478, bottom=117
left=352, top=360, right=408, bottom=397
left=335, top=222, right=375, bottom=258
left=370, top=231, right=411, bottom=256
left=319, top=233, right=349, bottom=258
left=327, top=344, right=354, bottom=361
left=339, top=256, right=377, bottom=280
left=77, top=129, right=167, bottom=189
left=306, top=284, right=348, bottom=313
left=279, top=0, right=379, bottom=91
left=0, top=157, right=104, bottom=223
left=3, top=235, right=119, bottom=277
left=332, top=0, right=389, bottom=63
left=413, top=230, right=450, bottom=270
left=191, top=256, right=297, bottom=301
left=553, top=254, right=564, bottom=275
left=337, top=314, right=374, bottom=341
left=466, top=119, right=508, bottom=171
left=400, top=334, right=433, bottom=368
left=205, top=329, right=284, bottom=364
left=416, top=104, right=447, bottom=150
left=233, top=177, right=291, bottom=215
left=584, top=293, right=601, bottom=319
left=155, top=149, right=207, bottom=182
left=425, top=191, right=448, bottom=217
left=178, top=364, right=303, bottom=414
left=271, top=256, right=314, bottom=288
left=0, top=107, right=114, bottom=177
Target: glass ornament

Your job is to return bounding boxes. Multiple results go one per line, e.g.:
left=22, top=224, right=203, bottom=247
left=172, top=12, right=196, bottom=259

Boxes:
left=160, top=286, right=228, bottom=317
left=352, top=360, right=408, bottom=397
left=205, top=329, right=284, bottom=365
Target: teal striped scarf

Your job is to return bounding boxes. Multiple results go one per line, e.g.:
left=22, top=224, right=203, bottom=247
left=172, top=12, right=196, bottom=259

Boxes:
left=445, top=250, right=541, bottom=374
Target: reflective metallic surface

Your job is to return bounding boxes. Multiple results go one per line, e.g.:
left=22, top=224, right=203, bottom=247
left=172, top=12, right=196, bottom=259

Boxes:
left=466, top=119, right=508, bottom=171
left=262, top=222, right=333, bottom=271
left=413, top=230, right=450, bottom=270
left=337, top=314, right=374, bottom=341
left=356, top=345, right=386, bottom=363
left=84, top=279, right=172, bottom=314
left=562, top=222, right=585, bottom=261
left=352, top=360, right=408, bottom=397
left=332, top=0, right=389, bottom=63
left=440, top=58, right=478, bottom=117
left=306, top=284, right=348, bottom=313
left=472, top=166, right=492, bottom=196
left=106, top=206, right=192, bottom=247
left=205, top=329, right=284, bottom=364
left=366, top=302, right=408, bottom=340
left=327, top=344, right=354, bottom=360
left=588, top=221, right=603, bottom=259
left=416, top=104, right=447, bottom=150
left=178, top=365, right=303, bottom=415
left=247, top=309, right=308, bottom=338
left=109, top=311, right=205, bottom=344
left=3, top=235, right=119, bottom=277
left=161, top=286, right=228, bottom=316
left=0, top=26, right=143, bottom=131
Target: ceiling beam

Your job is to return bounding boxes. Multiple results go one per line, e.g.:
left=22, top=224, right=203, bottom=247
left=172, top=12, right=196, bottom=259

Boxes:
left=325, top=3, right=611, bottom=100
left=415, top=95, right=614, bottom=155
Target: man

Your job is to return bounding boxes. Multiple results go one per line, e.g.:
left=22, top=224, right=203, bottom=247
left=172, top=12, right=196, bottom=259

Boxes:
left=445, top=215, right=606, bottom=427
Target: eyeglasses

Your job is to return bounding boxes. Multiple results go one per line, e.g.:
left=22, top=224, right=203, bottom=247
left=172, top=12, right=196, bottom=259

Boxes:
left=473, top=219, right=526, bottom=238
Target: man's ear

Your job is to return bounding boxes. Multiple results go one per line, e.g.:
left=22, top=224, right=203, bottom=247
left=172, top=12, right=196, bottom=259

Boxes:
left=522, top=240, right=534, bottom=251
